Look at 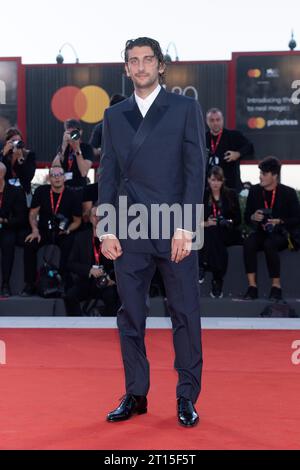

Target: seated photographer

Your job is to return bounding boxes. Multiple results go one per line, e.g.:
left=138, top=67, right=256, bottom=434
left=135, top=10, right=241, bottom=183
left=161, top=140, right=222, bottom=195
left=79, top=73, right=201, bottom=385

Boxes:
left=64, top=206, right=120, bottom=316
left=0, top=162, right=27, bottom=296
left=52, top=118, right=94, bottom=190
left=243, top=156, right=300, bottom=301
left=201, top=166, right=242, bottom=298
left=21, top=165, right=82, bottom=296
left=0, top=127, right=36, bottom=205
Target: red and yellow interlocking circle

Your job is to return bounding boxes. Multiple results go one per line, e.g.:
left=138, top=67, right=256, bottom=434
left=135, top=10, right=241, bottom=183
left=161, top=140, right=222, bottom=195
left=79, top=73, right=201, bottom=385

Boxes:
left=248, top=117, right=266, bottom=129
left=247, top=69, right=262, bottom=78
left=51, top=85, right=110, bottom=123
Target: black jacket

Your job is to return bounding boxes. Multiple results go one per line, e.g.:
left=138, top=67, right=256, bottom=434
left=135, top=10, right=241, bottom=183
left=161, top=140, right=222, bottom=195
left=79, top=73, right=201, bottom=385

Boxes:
left=67, top=226, right=115, bottom=279
left=0, top=183, right=27, bottom=229
left=206, top=128, right=254, bottom=191
left=1, top=150, right=36, bottom=194
left=204, top=187, right=242, bottom=227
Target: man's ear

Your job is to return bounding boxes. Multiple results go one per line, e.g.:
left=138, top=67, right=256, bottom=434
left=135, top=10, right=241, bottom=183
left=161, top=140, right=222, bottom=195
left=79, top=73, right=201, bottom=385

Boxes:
left=125, top=64, right=131, bottom=78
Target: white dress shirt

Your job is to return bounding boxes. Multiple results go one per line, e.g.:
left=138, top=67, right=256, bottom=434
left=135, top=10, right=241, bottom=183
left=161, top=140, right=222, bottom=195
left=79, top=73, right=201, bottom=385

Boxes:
left=134, top=84, right=161, bottom=117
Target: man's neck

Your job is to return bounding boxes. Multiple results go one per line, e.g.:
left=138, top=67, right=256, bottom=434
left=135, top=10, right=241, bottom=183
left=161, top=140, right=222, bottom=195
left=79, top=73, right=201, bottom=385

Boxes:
left=135, top=82, right=159, bottom=99
left=51, top=185, right=64, bottom=194
left=0, top=180, right=5, bottom=192
left=263, top=182, right=278, bottom=191
left=211, top=129, right=223, bottom=136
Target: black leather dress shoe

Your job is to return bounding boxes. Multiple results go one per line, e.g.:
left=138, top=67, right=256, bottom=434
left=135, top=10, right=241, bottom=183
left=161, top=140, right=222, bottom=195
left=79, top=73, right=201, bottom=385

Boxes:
left=107, top=394, right=147, bottom=422
left=177, top=397, right=199, bottom=427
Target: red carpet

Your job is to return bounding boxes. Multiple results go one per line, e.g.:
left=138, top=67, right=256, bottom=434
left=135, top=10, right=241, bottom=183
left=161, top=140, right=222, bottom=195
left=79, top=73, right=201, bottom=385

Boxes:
left=0, top=328, right=300, bottom=450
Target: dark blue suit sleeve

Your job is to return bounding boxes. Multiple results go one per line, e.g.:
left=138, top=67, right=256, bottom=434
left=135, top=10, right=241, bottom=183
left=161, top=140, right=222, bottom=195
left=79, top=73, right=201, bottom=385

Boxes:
left=98, top=110, right=120, bottom=235
left=182, top=99, right=206, bottom=232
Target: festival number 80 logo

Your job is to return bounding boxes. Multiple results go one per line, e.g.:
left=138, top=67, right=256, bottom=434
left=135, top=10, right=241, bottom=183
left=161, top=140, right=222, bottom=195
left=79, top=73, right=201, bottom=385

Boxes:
left=51, top=85, right=110, bottom=124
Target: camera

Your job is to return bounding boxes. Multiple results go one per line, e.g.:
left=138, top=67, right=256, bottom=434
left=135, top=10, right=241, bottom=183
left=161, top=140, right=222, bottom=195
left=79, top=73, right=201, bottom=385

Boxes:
left=12, top=140, right=25, bottom=149
left=48, top=213, right=70, bottom=232
left=94, top=265, right=111, bottom=289
left=216, top=215, right=233, bottom=228
left=260, top=208, right=274, bottom=233
left=207, top=149, right=220, bottom=167
left=70, top=129, right=80, bottom=141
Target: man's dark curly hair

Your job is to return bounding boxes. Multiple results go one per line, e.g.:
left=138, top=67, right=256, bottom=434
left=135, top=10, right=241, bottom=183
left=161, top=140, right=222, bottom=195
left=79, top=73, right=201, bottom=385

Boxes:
left=259, top=156, right=281, bottom=176
left=124, top=37, right=166, bottom=83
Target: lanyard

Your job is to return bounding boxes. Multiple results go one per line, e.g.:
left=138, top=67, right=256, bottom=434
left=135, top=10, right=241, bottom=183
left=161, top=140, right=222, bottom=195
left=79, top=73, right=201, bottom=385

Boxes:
left=92, top=237, right=101, bottom=266
left=68, top=151, right=75, bottom=172
left=210, top=130, right=223, bottom=155
left=263, top=188, right=276, bottom=210
left=50, top=189, right=64, bottom=214
left=212, top=201, right=221, bottom=218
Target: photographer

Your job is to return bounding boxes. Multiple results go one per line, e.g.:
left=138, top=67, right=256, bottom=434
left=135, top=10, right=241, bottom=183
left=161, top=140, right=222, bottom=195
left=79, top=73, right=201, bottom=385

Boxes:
left=20, top=166, right=82, bottom=296
left=206, top=108, right=254, bottom=192
left=0, top=162, right=27, bottom=296
left=64, top=206, right=120, bottom=316
left=243, top=157, right=300, bottom=301
left=201, top=166, right=242, bottom=298
left=0, top=127, right=36, bottom=204
left=52, top=118, right=93, bottom=190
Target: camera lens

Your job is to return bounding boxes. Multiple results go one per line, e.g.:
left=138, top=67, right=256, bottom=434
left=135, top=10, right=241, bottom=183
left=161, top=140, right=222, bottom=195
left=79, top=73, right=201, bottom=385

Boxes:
left=70, top=129, right=80, bottom=141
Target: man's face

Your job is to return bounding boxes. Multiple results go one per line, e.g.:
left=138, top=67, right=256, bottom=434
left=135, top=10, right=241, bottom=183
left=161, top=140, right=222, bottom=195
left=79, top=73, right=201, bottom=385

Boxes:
left=125, top=46, right=165, bottom=91
left=49, top=168, right=65, bottom=189
left=259, top=170, right=277, bottom=188
left=206, top=112, right=224, bottom=134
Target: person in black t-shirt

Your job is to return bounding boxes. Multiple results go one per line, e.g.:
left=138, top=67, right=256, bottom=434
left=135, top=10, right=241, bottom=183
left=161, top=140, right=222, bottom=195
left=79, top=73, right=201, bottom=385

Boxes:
left=53, top=118, right=94, bottom=189
left=0, top=127, right=36, bottom=202
left=20, top=166, right=82, bottom=296
left=206, top=108, right=254, bottom=192
left=243, top=157, right=300, bottom=301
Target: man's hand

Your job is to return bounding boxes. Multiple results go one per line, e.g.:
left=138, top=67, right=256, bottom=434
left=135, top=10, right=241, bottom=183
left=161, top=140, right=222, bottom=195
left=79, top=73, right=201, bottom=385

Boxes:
left=224, top=151, right=240, bottom=162
left=89, top=267, right=105, bottom=278
left=205, top=216, right=217, bottom=227
left=171, top=229, right=193, bottom=264
left=251, top=210, right=265, bottom=223
left=101, top=236, right=123, bottom=261
left=25, top=229, right=41, bottom=243
left=267, top=218, right=282, bottom=226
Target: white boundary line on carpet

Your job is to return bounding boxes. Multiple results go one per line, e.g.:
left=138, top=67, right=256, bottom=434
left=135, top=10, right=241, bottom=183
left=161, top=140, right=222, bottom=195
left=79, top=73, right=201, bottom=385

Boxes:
left=0, top=317, right=300, bottom=330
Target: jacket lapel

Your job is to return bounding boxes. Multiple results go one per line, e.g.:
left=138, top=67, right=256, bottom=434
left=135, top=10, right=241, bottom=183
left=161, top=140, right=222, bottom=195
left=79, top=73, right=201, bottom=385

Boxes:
left=124, top=88, right=169, bottom=171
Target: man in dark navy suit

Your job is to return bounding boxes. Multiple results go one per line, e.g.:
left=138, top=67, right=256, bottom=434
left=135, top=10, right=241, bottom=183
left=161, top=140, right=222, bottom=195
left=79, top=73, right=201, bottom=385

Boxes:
left=98, top=37, right=206, bottom=427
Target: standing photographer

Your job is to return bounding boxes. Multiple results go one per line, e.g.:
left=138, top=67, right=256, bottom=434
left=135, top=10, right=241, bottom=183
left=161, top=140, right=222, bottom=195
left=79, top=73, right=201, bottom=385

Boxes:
left=201, top=166, right=242, bottom=298
left=0, top=127, right=36, bottom=204
left=0, top=162, right=27, bottom=296
left=52, top=118, right=93, bottom=190
left=20, top=166, right=82, bottom=296
left=64, top=206, right=120, bottom=316
left=206, top=108, right=254, bottom=192
left=243, top=157, right=300, bottom=301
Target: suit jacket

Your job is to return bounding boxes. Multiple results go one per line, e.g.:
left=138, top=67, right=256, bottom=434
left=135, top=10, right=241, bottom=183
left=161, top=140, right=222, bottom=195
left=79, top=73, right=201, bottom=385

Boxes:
left=98, top=87, right=206, bottom=253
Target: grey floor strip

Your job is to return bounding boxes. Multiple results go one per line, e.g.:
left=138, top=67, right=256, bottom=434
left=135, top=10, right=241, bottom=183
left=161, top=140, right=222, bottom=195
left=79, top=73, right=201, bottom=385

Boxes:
left=1, top=317, right=300, bottom=330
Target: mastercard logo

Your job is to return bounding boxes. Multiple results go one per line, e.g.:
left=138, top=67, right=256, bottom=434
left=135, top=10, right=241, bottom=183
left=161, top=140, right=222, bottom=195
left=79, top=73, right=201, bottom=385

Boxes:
left=248, top=117, right=266, bottom=129
left=247, top=69, right=262, bottom=78
left=51, top=85, right=110, bottom=124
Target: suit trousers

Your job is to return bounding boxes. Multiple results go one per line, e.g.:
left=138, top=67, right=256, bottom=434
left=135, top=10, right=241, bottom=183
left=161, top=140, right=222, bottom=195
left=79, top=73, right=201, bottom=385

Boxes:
left=114, top=250, right=202, bottom=403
